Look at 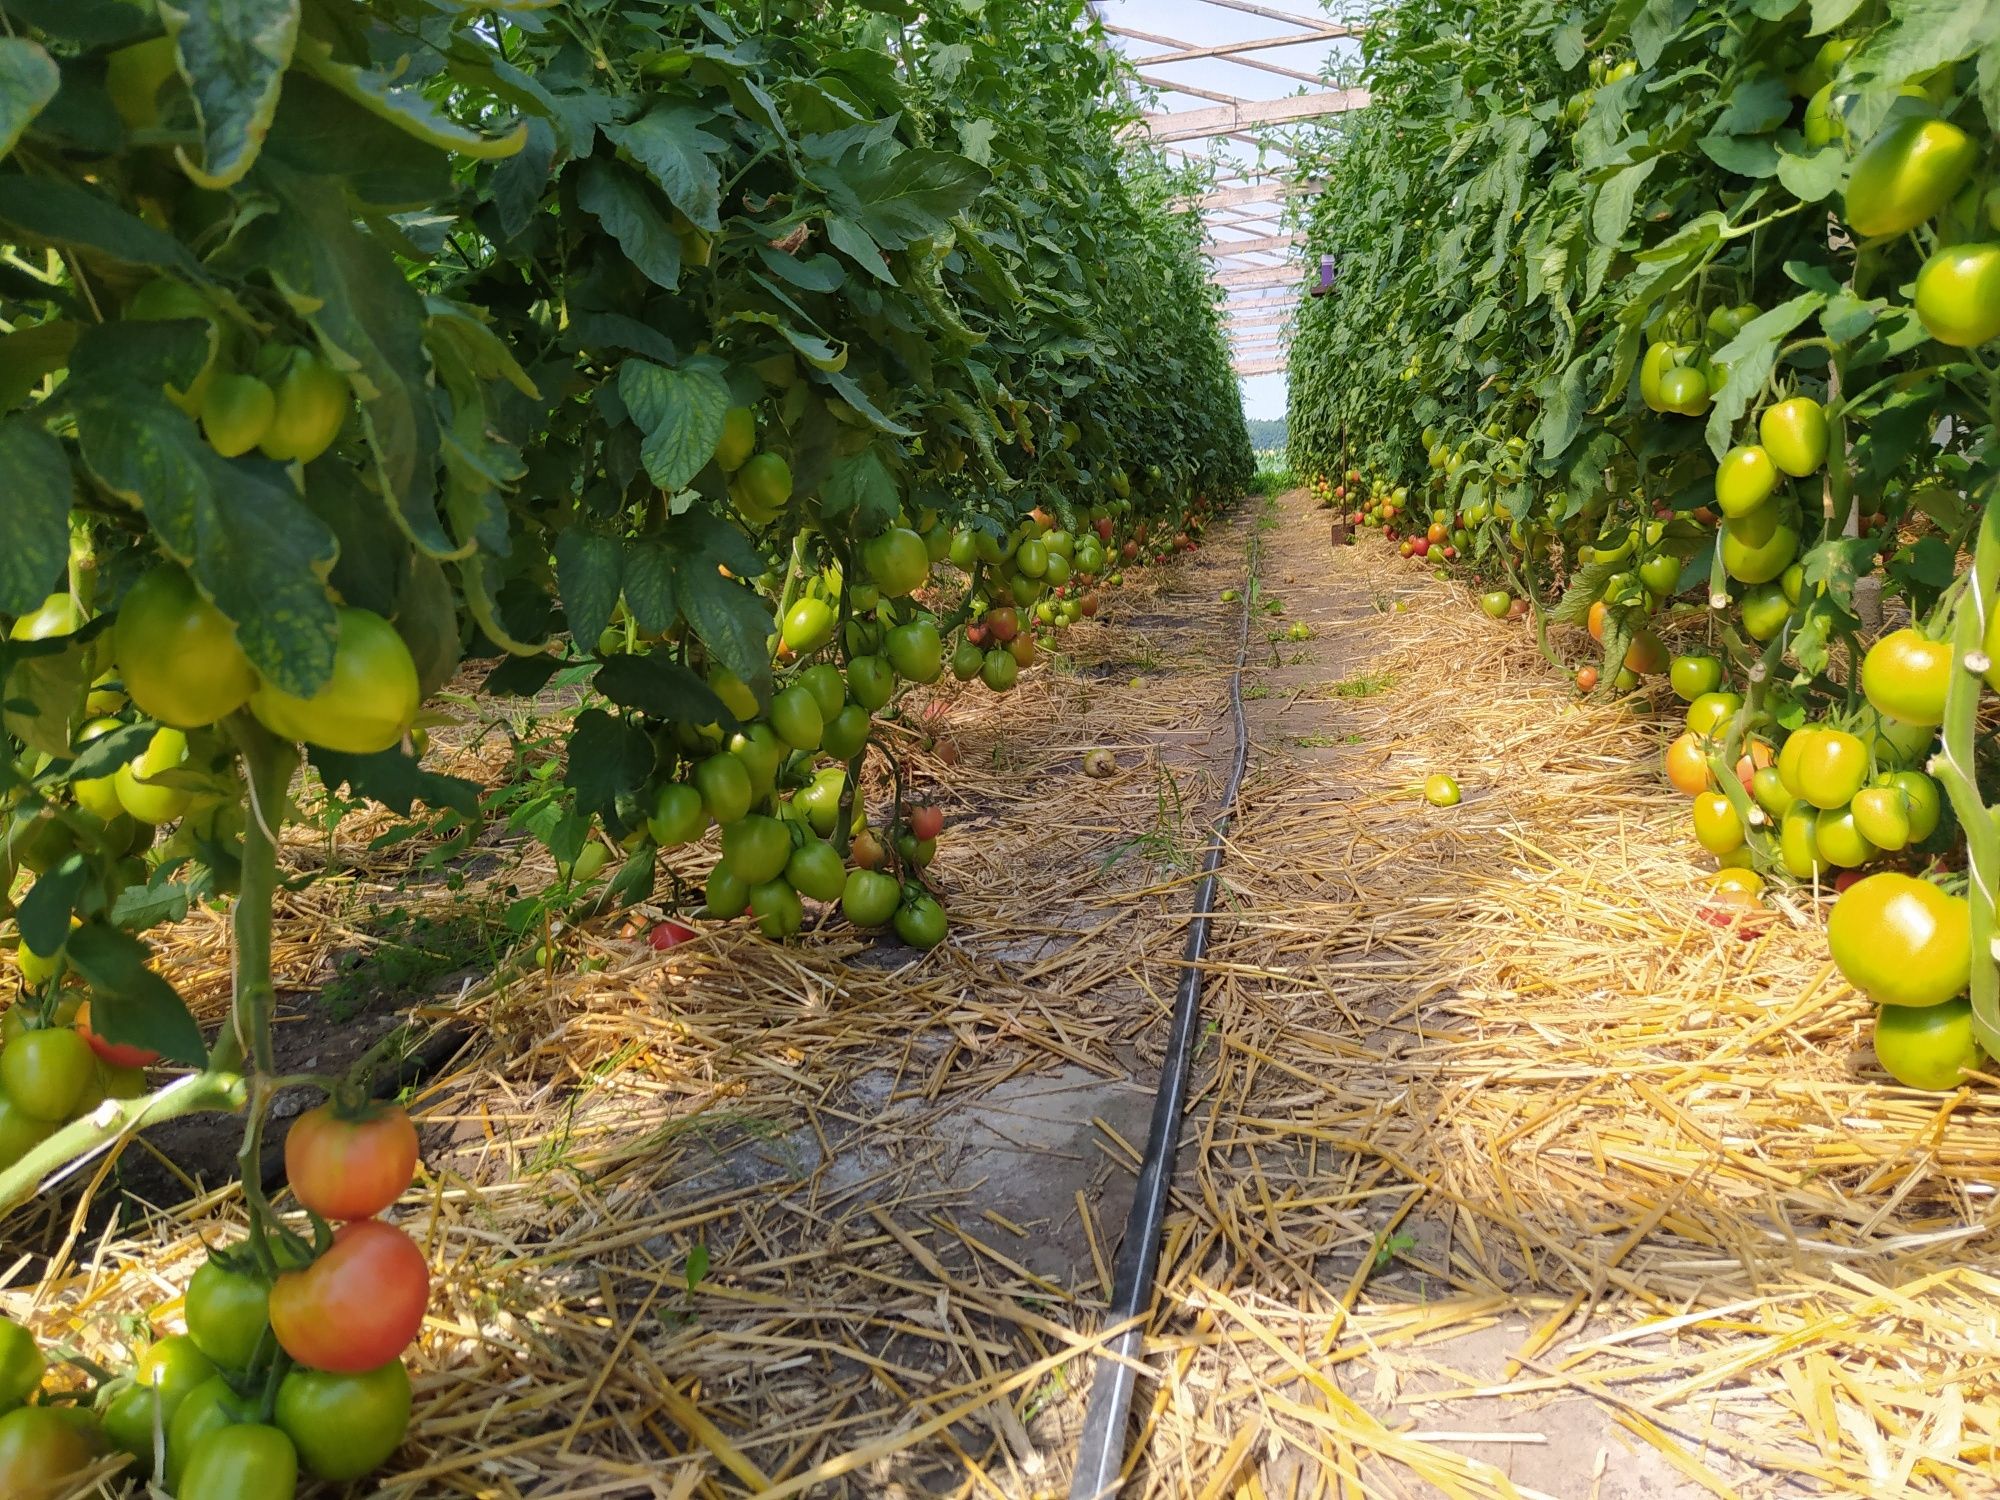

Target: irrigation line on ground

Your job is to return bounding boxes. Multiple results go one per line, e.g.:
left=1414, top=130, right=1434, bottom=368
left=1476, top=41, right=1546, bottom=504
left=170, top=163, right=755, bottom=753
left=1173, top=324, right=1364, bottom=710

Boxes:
left=1069, top=526, right=1258, bottom=1500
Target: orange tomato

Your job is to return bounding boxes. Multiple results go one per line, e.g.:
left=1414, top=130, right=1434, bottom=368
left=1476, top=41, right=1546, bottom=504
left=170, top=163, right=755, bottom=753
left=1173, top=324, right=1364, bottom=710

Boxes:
left=1587, top=599, right=1607, bottom=641
left=1665, top=731, right=1713, bottom=795
left=1735, top=739, right=1775, bottom=793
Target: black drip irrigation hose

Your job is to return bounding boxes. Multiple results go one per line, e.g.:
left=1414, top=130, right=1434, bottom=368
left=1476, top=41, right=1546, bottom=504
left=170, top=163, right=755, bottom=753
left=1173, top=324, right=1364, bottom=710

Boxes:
left=1068, top=533, right=1258, bottom=1500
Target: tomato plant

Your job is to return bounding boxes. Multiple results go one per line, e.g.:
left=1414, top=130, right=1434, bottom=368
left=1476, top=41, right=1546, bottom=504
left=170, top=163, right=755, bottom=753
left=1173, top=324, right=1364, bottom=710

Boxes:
left=1289, top=0, right=2000, bottom=1082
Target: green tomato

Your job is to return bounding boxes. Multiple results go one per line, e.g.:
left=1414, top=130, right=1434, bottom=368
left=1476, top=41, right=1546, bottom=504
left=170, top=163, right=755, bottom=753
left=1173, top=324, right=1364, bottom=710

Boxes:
left=185, top=1260, right=272, bottom=1372
left=694, top=754, right=753, bottom=825
left=731, top=453, right=792, bottom=524
left=1813, top=805, right=1877, bottom=869
left=884, top=622, right=944, bottom=684
left=1634, top=553, right=1677, bottom=598
left=249, top=607, right=419, bottom=755
left=1685, top=690, right=1742, bottom=738
left=177, top=1421, right=298, bottom=1500
left=708, top=666, right=759, bottom=722
left=728, top=723, right=785, bottom=798
left=274, top=1360, right=411, bottom=1483
left=748, top=878, right=804, bottom=938
left=1758, top=398, right=1827, bottom=478
left=1873, top=999, right=1986, bottom=1091
left=841, top=869, right=901, bottom=927
left=1657, top=365, right=1709, bottom=416
left=820, top=704, right=871, bottom=761
left=781, top=598, right=836, bottom=654
left=1751, top=765, right=1794, bottom=819
left=1889, top=769, right=1943, bottom=843
left=1913, top=243, right=2000, bottom=348
left=1691, top=791, right=1743, bottom=855
left=1739, top=582, right=1791, bottom=642
left=1829, top=873, right=1971, bottom=1008
left=0, top=1404, right=103, bottom=1496
left=0, top=1095, right=56, bottom=1162
left=861, top=528, right=930, bottom=597
left=1720, top=506, right=1799, bottom=584
left=1014, top=538, right=1048, bottom=579
left=1670, top=656, right=1725, bottom=702
left=720, top=815, right=792, bottom=885
left=980, top=648, right=1019, bottom=693
left=165, top=1376, right=250, bottom=1491
left=0, top=1317, right=42, bottom=1412
left=950, top=640, right=984, bottom=681
left=1843, top=116, right=1976, bottom=239
left=846, top=656, right=895, bottom=712
left=947, top=529, right=979, bottom=569
left=795, top=663, right=845, bottom=722
left=1778, top=804, right=1826, bottom=880
left=1796, top=728, right=1868, bottom=810
left=894, top=893, right=948, bottom=950
left=1850, top=786, right=1911, bottom=852
left=646, top=783, right=708, bottom=847
left=258, top=349, right=349, bottom=465
left=1861, top=628, right=1952, bottom=727
left=1, top=1027, right=95, bottom=1122
left=795, top=770, right=845, bottom=837
left=768, top=685, right=824, bottom=752
left=715, top=407, right=756, bottom=473
left=705, top=864, right=750, bottom=919
left=199, top=373, right=276, bottom=460
left=1713, top=444, right=1778, bottom=518
left=115, top=566, right=259, bottom=730
left=785, top=839, right=847, bottom=903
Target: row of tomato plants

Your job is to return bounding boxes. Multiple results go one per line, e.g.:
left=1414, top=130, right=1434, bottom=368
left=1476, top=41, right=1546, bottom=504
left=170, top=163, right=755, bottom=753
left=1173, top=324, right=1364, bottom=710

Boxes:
left=1290, top=0, right=1999, bottom=1096
left=0, top=0, right=1250, bottom=1493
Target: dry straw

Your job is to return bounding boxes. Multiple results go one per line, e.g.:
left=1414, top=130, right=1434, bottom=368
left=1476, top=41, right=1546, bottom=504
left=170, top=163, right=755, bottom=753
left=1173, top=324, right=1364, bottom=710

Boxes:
left=10, top=488, right=1997, bottom=1498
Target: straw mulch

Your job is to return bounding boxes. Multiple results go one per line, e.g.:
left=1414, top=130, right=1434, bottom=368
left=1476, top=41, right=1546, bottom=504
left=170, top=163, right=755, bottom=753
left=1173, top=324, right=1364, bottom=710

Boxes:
left=10, top=486, right=1997, bottom=1499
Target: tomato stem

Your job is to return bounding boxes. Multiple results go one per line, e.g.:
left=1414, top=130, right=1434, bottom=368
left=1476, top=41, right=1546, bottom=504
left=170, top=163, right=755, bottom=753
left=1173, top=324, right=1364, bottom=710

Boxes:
left=226, top=718, right=300, bottom=1277
left=1935, top=484, right=2000, bottom=1058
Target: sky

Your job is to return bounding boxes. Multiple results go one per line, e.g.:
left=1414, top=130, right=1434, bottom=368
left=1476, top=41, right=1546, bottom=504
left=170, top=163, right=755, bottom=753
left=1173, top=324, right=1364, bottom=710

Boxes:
left=1092, top=1, right=1365, bottom=427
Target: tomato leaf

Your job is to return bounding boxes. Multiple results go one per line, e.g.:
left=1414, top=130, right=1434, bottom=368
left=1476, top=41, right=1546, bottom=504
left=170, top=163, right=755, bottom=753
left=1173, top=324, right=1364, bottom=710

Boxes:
left=0, top=320, right=77, bottom=411
left=15, top=849, right=85, bottom=957
left=577, top=159, right=683, bottom=290
left=0, top=38, right=58, bottom=162
left=555, top=530, right=624, bottom=650
left=110, top=868, right=194, bottom=931
left=593, top=653, right=727, bottom=724
left=295, top=36, right=526, bottom=161
left=0, top=173, right=205, bottom=277
left=668, top=514, right=773, bottom=700
left=65, top=921, right=205, bottom=1067
left=159, top=0, right=300, bottom=190
left=821, top=446, right=900, bottom=534
left=0, top=0, right=156, bottom=45
left=564, top=707, right=653, bottom=821
left=252, top=166, right=450, bottom=558
left=263, top=74, right=454, bottom=213
left=1702, top=293, right=1825, bottom=458
left=619, top=358, right=731, bottom=492
left=308, top=746, right=482, bottom=819
left=605, top=102, right=727, bottom=231
left=60, top=722, right=152, bottom=781
left=0, top=418, right=70, bottom=617
left=74, top=392, right=340, bottom=697
left=757, top=244, right=846, bottom=293
left=621, top=537, right=677, bottom=636
left=482, top=654, right=565, bottom=698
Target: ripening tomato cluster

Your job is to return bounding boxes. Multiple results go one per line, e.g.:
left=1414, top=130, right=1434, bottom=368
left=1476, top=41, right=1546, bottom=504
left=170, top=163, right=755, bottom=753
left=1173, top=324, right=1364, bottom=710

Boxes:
left=0, top=1099, right=425, bottom=1497
left=601, top=480, right=1207, bottom=950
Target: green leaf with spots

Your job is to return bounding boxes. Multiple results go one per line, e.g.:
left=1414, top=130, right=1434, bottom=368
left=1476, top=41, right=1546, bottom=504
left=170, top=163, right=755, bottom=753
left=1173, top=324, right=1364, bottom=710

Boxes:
left=160, top=0, right=301, bottom=189
left=74, top=390, right=339, bottom=696
left=0, top=419, right=71, bottom=617
left=0, top=39, right=59, bottom=162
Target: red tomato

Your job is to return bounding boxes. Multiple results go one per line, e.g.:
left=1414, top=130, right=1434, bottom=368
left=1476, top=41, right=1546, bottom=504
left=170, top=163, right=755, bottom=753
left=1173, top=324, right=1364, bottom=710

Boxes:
left=270, top=1220, right=429, bottom=1372
left=285, top=1103, right=419, bottom=1222
left=906, top=805, right=945, bottom=841
left=984, top=608, right=1019, bottom=644
left=647, top=920, right=698, bottom=951
left=75, top=1000, right=162, bottom=1069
